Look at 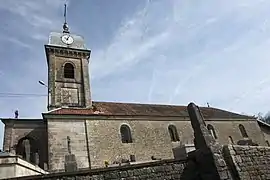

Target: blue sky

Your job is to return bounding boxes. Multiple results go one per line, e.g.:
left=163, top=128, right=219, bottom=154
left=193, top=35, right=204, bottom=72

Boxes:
left=1, top=0, right=270, bottom=148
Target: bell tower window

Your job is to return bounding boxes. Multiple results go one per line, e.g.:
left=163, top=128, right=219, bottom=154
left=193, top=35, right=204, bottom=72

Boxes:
left=64, top=63, right=74, bottom=79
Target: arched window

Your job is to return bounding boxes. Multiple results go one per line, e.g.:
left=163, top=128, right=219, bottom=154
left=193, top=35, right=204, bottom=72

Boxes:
left=207, top=124, right=217, bottom=139
left=64, top=63, right=74, bottom=79
left=238, top=124, right=248, bottom=138
left=120, top=125, right=132, bottom=143
left=168, top=125, right=180, bottom=142
left=228, top=136, right=234, bottom=144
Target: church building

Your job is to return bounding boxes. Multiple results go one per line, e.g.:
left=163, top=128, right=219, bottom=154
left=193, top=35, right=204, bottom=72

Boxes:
left=1, top=15, right=270, bottom=175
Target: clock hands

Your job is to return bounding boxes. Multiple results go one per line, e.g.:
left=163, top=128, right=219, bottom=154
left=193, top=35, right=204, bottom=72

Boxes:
left=61, top=34, right=73, bottom=44
left=65, top=35, right=70, bottom=41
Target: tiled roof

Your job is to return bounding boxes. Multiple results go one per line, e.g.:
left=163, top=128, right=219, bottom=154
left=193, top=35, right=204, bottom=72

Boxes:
left=45, top=101, right=253, bottom=119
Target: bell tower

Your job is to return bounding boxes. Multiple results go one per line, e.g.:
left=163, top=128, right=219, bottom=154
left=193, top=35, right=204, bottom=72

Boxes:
left=44, top=4, right=91, bottom=110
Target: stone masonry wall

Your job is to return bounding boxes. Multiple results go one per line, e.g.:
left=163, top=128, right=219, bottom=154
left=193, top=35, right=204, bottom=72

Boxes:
left=86, top=119, right=184, bottom=168
left=259, top=125, right=270, bottom=144
left=85, top=118, right=266, bottom=168
left=224, top=145, right=270, bottom=180
left=48, top=54, right=89, bottom=109
left=11, top=159, right=186, bottom=180
left=47, top=119, right=89, bottom=171
left=207, top=120, right=266, bottom=146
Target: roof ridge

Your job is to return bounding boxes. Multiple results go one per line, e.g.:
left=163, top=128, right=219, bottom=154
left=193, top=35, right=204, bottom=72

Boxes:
left=93, top=101, right=187, bottom=107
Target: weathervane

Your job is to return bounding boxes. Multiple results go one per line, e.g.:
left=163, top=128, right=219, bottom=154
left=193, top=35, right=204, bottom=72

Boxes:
left=63, top=3, right=70, bottom=33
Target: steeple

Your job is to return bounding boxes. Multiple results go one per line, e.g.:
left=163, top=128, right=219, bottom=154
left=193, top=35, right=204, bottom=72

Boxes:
left=44, top=3, right=92, bottom=111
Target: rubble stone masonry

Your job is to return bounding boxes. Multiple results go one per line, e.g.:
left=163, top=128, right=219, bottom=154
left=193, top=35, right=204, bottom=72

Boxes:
left=224, top=145, right=270, bottom=180
left=8, top=159, right=187, bottom=180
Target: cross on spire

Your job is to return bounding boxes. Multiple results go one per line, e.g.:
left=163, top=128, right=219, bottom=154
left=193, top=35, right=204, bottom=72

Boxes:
left=63, top=3, right=70, bottom=33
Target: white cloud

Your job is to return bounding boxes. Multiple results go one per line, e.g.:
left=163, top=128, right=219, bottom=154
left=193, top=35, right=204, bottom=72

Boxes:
left=0, top=0, right=64, bottom=38
left=91, top=0, right=173, bottom=79
left=90, top=0, right=270, bottom=116
left=6, top=37, right=31, bottom=49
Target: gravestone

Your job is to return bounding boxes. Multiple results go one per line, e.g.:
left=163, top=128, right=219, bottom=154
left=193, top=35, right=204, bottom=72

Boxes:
left=182, top=103, right=232, bottom=180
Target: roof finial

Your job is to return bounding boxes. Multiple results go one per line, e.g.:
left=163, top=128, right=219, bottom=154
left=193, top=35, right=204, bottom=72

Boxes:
left=63, top=3, right=69, bottom=33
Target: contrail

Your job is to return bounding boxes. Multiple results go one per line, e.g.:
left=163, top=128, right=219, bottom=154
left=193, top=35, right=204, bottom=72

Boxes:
left=229, top=78, right=270, bottom=109
left=148, top=69, right=156, bottom=102
left=168, top=62, right=206, bottom=103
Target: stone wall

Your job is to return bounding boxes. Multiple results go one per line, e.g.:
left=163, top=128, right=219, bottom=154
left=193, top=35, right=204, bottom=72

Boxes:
left=85, top=117, right=266, bottom=168
left=47, top=53, right=91, bottom=109
left=47, top=119, right=90, bottom=171
left=44, top=116, right=267, bottom=171
left=224, top=145, right=270, bottom=179
left=10, top=159, right=186, bottom=180
left=86, top=119, right=185, bottom=168
left=206, top=120, right=266, bottom=146
left=257, top=122, right=270, bottom=145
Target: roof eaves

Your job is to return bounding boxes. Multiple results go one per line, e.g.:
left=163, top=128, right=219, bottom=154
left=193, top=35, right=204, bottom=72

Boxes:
left=1, top=118, right=44, bottom=124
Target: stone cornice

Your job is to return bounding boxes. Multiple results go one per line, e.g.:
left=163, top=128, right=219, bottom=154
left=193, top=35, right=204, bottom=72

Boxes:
left=44, top=45, right=91, bottom=60
left=1, top=118, right=44, bottom=125
left=42, top=113, right=187, bottom=121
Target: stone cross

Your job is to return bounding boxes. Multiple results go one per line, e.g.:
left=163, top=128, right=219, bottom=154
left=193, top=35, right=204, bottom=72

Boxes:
left=67, top=136, right=71, bottom=154
left=64, top=136, right=78, bottom=172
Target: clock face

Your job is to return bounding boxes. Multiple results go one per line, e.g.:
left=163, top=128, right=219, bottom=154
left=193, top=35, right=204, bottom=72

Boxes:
left=61, top=34, right=74, bottom=45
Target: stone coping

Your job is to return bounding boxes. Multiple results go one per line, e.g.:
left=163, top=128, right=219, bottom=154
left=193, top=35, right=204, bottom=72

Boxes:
left=8, top=159, right=187, bottom=180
